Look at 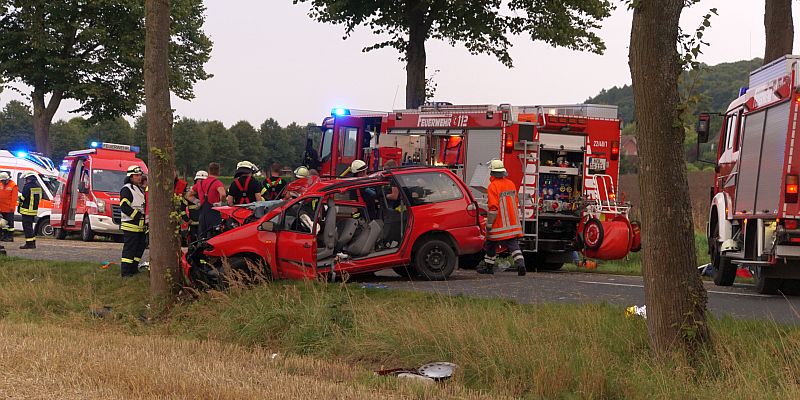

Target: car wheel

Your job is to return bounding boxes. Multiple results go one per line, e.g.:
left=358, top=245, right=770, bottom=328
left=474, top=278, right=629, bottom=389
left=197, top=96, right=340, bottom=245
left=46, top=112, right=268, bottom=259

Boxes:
left=54, top=227, right=68, bottom=240
left=36, top=217, right=53, bottom=237
left=710, top=221, right=735, bottom=286
left=81, top=216, right=95, bottom=242
left=393, top=265, right=418, bottom=278
left=414, top=239, right=456, bottom=281
left=227, top=256, right=272, bottom=286
left=754, top=267, right=781, bottom=295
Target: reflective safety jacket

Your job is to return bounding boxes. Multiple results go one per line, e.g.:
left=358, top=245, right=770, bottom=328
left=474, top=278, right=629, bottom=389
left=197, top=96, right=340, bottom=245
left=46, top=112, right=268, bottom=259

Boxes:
left=17, top=180, right=42, bottom=217
left=0, top=179, right=18, bottom=213
left=120, top=183, right=146, bottom=233
left=486, top=176, right=523, bottom=241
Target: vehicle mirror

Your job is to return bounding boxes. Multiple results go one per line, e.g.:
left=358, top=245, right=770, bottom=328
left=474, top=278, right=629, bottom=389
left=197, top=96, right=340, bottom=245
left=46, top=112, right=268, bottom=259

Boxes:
left=257, top=221, right=275, bottom=232
left=78, top=182, right=89, bottom=194
left=696, top=113, right=711, bottom=143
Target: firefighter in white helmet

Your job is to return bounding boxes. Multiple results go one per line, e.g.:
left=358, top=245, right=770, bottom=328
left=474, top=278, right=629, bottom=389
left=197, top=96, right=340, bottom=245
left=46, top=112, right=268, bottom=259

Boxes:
left=294, top=166, right=310, bottom=179
left=349, top=159, right=368, bottom=177
left=227, top=161, right=264, bottom=205
left=477, top=159, right=526, bottom=276
left=119, top=165, right=147, bottom=276
left=17, top=171, right=42, bottom=249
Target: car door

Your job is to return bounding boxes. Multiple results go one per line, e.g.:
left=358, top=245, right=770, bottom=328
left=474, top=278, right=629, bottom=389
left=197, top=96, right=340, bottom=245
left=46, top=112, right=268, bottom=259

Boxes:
left=276, top=196, right=320, bottom=279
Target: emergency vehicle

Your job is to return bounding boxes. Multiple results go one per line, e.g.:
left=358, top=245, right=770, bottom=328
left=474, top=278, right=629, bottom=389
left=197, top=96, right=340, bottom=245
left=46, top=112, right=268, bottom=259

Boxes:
left=699, top=55, right=800, bottom=294
left=308, top=103, right=639, bottom=269
left=0, top=149, right=61, bottom=236
left=52, top=142, right=148, bottom=241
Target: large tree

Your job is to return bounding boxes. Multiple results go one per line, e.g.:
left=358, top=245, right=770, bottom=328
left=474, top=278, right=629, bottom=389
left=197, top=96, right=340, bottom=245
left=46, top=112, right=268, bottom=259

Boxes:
left=145, top=0, right=180, bottom=299
left=295, top=0, right=612, bottom=109
left=764, top=0, right=793, bottom=65
left=0, top=0, right=212, bottom=156
left=629, top=0, right=711, bottom=355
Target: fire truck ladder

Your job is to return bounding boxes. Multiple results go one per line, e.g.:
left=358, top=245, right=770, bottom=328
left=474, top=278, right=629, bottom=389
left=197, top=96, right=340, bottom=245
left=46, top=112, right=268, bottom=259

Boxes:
left=519, top=140, right=540, bottom=252
left=585, top=174, right=629, bottom=217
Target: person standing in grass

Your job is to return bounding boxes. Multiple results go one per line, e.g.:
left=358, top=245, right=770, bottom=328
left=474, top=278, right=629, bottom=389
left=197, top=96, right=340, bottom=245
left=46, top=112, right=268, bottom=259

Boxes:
left=0, top=172, right=17, bottom=242
left=119, top=166, right=147, bottom=277
left=17, top=171, right=41, bottom=250
left=186, top=162, right=227, bottom=238
left=477, top=159, right=526, bottom=276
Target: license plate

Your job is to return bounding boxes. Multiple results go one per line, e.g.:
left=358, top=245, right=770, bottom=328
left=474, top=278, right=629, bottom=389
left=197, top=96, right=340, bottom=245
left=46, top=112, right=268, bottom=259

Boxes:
left=589, top=157, right=607, bottom=170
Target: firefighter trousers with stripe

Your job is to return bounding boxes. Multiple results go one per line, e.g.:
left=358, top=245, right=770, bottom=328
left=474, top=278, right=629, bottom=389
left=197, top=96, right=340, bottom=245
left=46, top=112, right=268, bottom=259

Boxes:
left=483, top=238, right=525, bottom=270
left=121, top=230, right=147, bottom=277
left=1, top=211, right=14, bottom=239
left=21, top=215, right=35, bottom=244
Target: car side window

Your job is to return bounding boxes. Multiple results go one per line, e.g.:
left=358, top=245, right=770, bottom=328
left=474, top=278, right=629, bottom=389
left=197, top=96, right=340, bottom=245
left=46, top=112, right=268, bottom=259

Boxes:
left=395, top=172, right=463, bottom=206
left=282, top=197, right=319, bottom=234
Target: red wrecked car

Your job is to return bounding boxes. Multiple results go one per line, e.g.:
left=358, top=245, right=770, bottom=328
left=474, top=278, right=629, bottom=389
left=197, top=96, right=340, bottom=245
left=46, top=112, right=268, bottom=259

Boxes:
left=182, top=166, right=485, bottom=285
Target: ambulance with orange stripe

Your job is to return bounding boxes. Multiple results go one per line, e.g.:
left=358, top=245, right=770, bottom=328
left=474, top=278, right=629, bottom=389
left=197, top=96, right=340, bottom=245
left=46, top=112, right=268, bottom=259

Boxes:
left=0, top=149, right=61, bottom=236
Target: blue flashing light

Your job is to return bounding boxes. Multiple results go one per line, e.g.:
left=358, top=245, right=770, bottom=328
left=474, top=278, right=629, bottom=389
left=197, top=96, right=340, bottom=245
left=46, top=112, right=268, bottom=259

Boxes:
left=130, top=145, right=141, bottom=154
left=90, top=141, right=100, bottom=148
left=332, top=108, right=350, bottom=116
left=738, top=87, right=749, bottom=97
left=59, top=165, right=68, bottom=171
left=15, top=151, right=28, bottom=158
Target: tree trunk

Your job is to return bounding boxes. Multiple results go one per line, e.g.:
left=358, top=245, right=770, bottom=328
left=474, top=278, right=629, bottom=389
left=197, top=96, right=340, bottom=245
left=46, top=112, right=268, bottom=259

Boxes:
left=145, top=0, right=180, bottom=299
left=405, top=3, right=427, bottom=109
left=764, top=0, right=794, bottom=65
left=629, top=0, right=712, bottom=356
left=31, top=89, right=62, bottom=156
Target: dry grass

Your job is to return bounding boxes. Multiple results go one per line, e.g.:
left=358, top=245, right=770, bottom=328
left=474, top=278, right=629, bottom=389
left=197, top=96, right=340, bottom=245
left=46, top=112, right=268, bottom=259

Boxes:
left=619, top=171, right=714, bottom=230
left=0, top=322, right=498, bottom=400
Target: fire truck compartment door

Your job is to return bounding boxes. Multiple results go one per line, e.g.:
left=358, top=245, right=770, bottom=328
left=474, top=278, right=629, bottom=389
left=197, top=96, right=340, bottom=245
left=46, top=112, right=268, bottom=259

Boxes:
left=464, top=129, right=502, bottom=186
left=67, top=159, right=86, bottom=225
left=539, top=133, right=586, bottom=152
left=735, top=101, right=790, bottom=215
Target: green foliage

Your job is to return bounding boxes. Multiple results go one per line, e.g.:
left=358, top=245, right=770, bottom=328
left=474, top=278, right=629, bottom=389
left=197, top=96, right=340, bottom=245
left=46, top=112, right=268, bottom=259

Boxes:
left=204, top=120, right=240, bottom=176
left=132, top=115, right=148, bottom=163
left=50, top=118, right=89, bottom=163
left=229, top=121, right=265, bottom=166
left=0, top=100, right=33, bottom=150
left=294, top=0, right=612, bottom=65
left=0, top=0, right=212, bottom=120
left=173, top=118, right=209, bottom=178
left=87, top=117, right=134, bottom=145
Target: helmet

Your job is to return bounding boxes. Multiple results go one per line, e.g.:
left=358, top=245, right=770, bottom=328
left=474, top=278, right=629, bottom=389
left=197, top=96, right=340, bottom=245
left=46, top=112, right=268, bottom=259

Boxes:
left=21, top=171, right=37, bottom=179
left=235, top=160, right=258, bottom=175
left=294, top=166, right=310, bottom=179
left=488, top=159, right=506, bottom=173
left=351, top=159, right=367, bottom=174
left=127, top=165, right=144, bottom=176
left=194, top=170, right=208, bottom=180
left=0, top=172, right=9, bottom=180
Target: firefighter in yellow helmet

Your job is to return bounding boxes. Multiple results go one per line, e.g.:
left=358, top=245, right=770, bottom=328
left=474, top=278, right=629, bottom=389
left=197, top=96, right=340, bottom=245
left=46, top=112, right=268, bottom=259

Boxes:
left=477, top=159, right=526, bottom=276
left=119, top=165, right=147, bottom=277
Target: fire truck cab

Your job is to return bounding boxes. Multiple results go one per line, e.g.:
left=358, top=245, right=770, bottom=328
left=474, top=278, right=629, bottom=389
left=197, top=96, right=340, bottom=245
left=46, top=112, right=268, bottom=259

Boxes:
left=308, top=103, right=638, bottom=269
left=52, top=142, right=148, bottom=242
left=0, top=149, right=60, bottom=236
left=700, top=55, right=800, bottom=293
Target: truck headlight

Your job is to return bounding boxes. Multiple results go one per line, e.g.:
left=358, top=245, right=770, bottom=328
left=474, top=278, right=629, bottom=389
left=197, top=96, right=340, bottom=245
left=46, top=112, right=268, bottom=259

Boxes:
left=96, top=199, right=106, bottom=214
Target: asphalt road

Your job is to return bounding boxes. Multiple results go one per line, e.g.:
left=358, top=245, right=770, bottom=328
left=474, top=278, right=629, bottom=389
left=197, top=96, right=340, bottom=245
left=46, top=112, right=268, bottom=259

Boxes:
left=3, top=238, right=800, bottom=323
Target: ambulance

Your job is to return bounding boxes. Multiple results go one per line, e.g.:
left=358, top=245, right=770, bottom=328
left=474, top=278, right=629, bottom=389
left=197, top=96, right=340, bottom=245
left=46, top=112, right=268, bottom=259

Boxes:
left=0, top=149, right=60, bottom=236
left=52, top=142, right=148, bottom=241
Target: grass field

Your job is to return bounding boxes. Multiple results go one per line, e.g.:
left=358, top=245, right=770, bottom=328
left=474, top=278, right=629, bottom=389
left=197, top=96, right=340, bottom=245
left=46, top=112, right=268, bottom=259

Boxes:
left=0, top=257, right=798, bottom=398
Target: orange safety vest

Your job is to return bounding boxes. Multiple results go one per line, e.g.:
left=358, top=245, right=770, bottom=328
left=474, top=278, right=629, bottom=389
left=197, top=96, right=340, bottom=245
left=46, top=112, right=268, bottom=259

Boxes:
left=0, top=180, right=18, bottom=213
left=486, top=176, right=523, bottom=241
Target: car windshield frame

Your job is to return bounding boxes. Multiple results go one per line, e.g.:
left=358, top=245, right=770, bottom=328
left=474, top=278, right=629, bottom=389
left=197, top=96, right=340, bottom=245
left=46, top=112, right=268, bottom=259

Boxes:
left=91, top=169, right=129, bottom=193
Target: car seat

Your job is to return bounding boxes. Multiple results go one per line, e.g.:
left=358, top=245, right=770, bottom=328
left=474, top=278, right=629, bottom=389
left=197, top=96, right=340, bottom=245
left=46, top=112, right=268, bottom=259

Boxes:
left=344, top=220, right=384, bottom=257
left=336, top=218, right=358, bottom=251
left=317, top=198, right=338, bottom=260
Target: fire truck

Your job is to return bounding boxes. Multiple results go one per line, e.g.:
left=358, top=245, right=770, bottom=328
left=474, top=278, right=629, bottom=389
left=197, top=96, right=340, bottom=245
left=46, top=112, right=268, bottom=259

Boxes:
left=52, top=142, right=148, bottom=241
left=698, top=55, right=800, bottom=294
left=308, top=103, right=639, bottom=269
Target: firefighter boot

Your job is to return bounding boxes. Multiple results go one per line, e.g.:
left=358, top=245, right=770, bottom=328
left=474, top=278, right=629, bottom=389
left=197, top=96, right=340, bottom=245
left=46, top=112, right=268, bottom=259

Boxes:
left=19, top=239, right=35, bottom=249
left=1, top=229, right=12, bottom=242
left=516, top=259, right=526, bottom=276
left=476, top=261, right=495, bottom=275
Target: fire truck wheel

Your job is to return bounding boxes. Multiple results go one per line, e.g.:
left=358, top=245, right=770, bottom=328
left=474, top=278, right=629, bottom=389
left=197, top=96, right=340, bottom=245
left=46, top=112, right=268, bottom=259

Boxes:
left=583, top=218, right=604, bottom=250
left=414, top=239, right=456, bottom=281
left=709, top=221, right=735, bottom=286
left=754, top=267, right=781, bottom=295
left=393, top=265, right=419, bottom=278
left=81, top=216, right=95, bottom=242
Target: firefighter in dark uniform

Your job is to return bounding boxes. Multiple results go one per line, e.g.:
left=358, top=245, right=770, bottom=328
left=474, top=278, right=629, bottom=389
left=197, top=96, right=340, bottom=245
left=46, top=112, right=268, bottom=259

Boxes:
left=262, top=163, right=286, bottom=200
left=17, top=171, right=42, bottom=249
left=119, top=165, right=147, bottom=277
left=227, top=161, right=263, bottom=205
left=184, top=170, right=207, bottom=243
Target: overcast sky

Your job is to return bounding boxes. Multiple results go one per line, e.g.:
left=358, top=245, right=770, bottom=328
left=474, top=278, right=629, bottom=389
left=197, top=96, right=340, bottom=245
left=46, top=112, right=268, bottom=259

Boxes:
left=2, top=0, right=799, bottom=127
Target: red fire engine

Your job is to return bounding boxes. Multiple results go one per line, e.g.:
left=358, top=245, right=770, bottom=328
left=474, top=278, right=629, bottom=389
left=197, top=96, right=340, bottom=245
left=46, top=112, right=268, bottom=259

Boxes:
left=699, top=55, right=800, bottom=293
left=308, top=103, right=639, bottom=269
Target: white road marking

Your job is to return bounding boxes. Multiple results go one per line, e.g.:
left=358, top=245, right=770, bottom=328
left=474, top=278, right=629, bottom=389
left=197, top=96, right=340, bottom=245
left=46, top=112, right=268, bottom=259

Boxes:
left=577, top=281, right=775, bottom=298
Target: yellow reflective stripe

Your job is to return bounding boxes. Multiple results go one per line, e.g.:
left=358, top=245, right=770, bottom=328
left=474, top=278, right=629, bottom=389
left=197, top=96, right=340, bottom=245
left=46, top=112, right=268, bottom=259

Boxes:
left=19, top=209, right=38, bottom=216
left=121, top=258, right=134, bottom=263
left=129, top=209, right=139, bottom=219
left=25, top=237, right=35, bottom=242
left=120, top=198, right=131, bottom=206
left=121, top=222, right=145, bottom=232
left=133, top=257, right=141, bottom=262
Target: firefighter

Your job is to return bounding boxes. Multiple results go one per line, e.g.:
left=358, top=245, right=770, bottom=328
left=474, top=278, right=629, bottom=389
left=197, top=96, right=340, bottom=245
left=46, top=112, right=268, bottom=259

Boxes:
left=186, top=162, right=227, bottom=238
left=0, top=172, right=17, bottom=242
left=227, top=161, right=264, bottom=205
left=17, top=171, right=42, bottom=249
left=343, top=159, right=369, bottom=178
left=477, top=159, right=526, bottom=276
left=262, top=163, right=286, bottom=200
left=119, top=166, right=147, bottom=277
left=184, top=170, right=207, bottom=243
